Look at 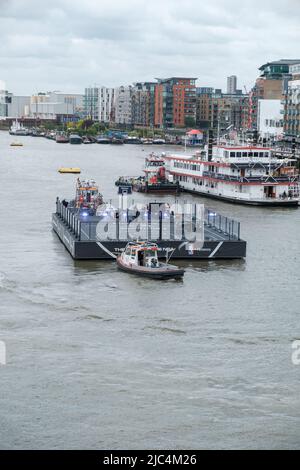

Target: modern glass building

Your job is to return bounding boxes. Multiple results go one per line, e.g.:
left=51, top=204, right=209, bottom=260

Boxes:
left=259, top=60, right=300, bottom=79
left=284, top=63, right=300, bottom=138
left=83, top=87, right=100, bottom=121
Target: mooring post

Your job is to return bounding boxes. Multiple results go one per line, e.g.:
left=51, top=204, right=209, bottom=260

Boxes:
left=159, top=211, right=162, bottom=241
left=116, top=212, right=119, bottom=240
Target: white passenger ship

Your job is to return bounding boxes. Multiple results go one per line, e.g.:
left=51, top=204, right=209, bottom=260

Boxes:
left=164, top=144, right=299, bottom=206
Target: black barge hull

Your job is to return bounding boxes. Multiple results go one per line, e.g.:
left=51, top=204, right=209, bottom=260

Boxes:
left=133, top=183, right=180, bottom=194
left=52, top=213, right=246, bottom=260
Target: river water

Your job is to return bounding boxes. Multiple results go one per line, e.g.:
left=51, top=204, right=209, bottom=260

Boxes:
left=0, top=131, right=299, bottom=449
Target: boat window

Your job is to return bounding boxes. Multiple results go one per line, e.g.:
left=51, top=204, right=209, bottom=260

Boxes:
left=144, top=250, right=156, bottom=258
left=248, top=152, right=253, bottom=157
left=236, top=152, right=241, bottom=158
left=230, top=152, right=235, bottom=158
left=242, top=152, right=247, bottom=157
left=254, top=152, right=258, bottom=157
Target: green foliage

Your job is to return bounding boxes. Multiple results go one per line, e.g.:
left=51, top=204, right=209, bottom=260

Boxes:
left=128, top=130, right=139, bottom=137
left=63, top=120, right=108, bottom=136
left=43, top=121, right=59, bottom=131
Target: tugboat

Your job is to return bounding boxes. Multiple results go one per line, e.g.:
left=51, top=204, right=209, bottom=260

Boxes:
left=117, top=241, right=185, bottom=280
left=73, top=178, right=103, bottom=216
left=133, top=154, right=180, bottom=194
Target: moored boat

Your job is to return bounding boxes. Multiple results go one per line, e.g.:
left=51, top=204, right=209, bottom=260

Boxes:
left=111, top=137, right=124, bottom=145
left=82, top=136, right=94, bottom=144
left=164, top=143, right=300, bottom=207
left=117, top=242, right=185, bottom=280
left=133, top=153, right=180, bottom=194
left=56, top=133, right=69, bottom=143
left=69, top=134, right=82, bottom=145
left=125, top=136, right=141, bottom=144
left=96, top=135, right=111, bottom=144
left=9, top=120, right=30, bottom=136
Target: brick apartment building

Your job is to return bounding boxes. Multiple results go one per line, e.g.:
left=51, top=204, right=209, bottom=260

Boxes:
left=154, top=77, right=197, bottom=128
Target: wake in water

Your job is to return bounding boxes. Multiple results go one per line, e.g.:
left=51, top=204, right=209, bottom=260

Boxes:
left=0, top=272, right=17, bottom=292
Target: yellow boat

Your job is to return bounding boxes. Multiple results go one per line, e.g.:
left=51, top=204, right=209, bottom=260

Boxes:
left=10, top=142, right=23, bottom=147
left=58, top=167, right=81, bottom=174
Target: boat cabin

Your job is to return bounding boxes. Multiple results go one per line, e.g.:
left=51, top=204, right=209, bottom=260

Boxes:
left=123, top=242, right=159, bottom=268
left=144, top=154, right=168, bottom=184
left=75, top=178, right=103, bottom=210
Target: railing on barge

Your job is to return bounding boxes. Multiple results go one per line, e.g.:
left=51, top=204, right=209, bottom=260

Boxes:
left=55, top=198, right=241, bottom=242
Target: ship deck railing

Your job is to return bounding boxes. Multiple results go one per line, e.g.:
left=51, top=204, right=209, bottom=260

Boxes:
left=202, top=171, right=299, bottom=184
left=55, top=199, right=242, bottom=243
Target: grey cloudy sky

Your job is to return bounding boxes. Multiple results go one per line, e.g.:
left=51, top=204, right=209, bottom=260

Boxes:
left=0, top=0, right=300, bottom=95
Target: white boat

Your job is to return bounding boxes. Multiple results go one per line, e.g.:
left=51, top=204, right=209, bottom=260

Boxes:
left=117, top=241, right=185, bottom=279
left=9, top=120, right=29, bottom=136
left=164, top=144, right=300, bottom=207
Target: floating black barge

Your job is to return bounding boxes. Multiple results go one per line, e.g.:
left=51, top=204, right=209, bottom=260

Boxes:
left=52, top=199, right=247, bottom=260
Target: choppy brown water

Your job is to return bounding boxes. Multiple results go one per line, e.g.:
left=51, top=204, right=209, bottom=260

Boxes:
left=0, top=131, right=299, bottom=449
